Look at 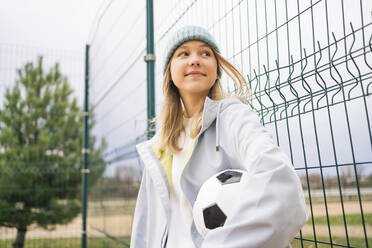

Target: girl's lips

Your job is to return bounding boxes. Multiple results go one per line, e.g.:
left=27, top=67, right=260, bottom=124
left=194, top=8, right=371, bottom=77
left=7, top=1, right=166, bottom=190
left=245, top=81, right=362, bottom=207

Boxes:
left=186, top=72, right=206, bottom=76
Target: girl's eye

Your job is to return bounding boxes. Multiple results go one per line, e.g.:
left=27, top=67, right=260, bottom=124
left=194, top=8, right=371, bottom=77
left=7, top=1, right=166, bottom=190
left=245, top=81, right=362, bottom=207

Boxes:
left=202, top=51, right=211, bottom=56
left=178, top=51, right=188, bottom=56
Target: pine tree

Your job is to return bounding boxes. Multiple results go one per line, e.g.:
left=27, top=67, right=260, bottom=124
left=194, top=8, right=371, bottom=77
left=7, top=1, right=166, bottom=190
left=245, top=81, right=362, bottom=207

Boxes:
left=0, top=56, right=106, bottom=248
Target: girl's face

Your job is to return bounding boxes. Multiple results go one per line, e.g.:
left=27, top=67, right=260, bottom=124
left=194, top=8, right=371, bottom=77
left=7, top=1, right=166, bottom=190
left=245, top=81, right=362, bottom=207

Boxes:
left=170, top=40, right=218, bottom=98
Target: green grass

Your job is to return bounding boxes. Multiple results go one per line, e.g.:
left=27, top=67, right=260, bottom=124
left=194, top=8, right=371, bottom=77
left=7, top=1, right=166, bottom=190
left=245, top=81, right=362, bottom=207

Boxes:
left=0, top=237, right=131, bottom=248
left=291, top=236, right=372, bottom=248
left=306, top=213, right=372, bottom=226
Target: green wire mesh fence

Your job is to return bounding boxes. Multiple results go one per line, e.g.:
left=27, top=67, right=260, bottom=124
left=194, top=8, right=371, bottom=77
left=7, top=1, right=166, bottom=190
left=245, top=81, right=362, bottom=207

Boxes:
left=87, top=0, right=372, bottom=247
left=86, top=1, right=147, bottom=247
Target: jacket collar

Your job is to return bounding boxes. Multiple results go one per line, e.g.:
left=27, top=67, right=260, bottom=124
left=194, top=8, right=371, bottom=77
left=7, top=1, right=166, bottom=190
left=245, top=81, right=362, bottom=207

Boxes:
left=199, top=96, right=220, bottom=134
left=200, top=96, right=242, bottom=150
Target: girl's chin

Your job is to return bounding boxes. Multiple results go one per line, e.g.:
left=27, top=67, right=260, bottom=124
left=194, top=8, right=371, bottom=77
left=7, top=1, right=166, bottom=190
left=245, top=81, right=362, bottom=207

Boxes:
left=180, top=88, right=211, bottom=96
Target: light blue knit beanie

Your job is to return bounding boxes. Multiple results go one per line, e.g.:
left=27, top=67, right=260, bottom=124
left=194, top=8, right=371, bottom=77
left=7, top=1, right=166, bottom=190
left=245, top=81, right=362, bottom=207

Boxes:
left=163, top=25, right=221, bottom=76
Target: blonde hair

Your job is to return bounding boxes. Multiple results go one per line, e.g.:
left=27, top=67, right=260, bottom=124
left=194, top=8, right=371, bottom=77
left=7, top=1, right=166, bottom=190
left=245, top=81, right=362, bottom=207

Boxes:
left=158, top=50, right=248, bottom=154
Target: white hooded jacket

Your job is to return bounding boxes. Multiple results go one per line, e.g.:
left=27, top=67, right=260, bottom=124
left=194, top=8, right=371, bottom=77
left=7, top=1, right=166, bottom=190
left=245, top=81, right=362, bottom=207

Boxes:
left=131, top=96, right=308, bottom=248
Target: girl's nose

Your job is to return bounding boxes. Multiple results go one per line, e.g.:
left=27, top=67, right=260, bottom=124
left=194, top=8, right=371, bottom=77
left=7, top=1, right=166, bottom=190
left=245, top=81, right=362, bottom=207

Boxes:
left=189, top=54, right=201, bottom=66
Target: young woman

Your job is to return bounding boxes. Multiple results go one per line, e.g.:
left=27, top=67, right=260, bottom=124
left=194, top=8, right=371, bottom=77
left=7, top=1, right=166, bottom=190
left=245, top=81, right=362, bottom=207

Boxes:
left=130, top=26, right=308, bottom=248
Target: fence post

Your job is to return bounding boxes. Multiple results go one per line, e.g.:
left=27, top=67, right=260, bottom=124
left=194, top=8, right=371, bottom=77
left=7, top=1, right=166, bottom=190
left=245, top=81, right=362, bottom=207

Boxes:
left=145, top=0, right=155, bottom=139
left=81, top=44, right=90, bottom=248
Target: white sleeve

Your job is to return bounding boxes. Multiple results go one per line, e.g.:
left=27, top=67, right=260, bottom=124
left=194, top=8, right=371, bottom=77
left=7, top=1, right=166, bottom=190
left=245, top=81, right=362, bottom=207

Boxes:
left=202, top=104, right=308, bottom=248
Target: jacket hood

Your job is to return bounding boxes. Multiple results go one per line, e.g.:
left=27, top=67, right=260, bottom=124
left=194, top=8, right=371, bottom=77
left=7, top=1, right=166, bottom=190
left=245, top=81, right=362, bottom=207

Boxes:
left=200, top=96, right=244, bottom=151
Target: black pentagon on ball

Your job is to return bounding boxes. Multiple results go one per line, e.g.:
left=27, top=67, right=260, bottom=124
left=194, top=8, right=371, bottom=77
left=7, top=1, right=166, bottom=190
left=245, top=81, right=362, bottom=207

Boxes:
left=203, top=203, right=227, bottom=229
left=216, top=170, right=242, bottom=185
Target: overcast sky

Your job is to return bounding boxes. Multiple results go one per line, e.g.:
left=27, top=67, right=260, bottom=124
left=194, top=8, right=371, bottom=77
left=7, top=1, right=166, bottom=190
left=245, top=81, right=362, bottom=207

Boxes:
left=0, top=0, right=105, bottom=111
left=0, top=0, right=102, bottom=51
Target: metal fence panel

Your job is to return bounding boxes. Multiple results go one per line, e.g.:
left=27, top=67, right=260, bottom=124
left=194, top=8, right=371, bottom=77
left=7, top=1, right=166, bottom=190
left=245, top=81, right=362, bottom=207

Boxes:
left=87, top=0, right=372, bottom=247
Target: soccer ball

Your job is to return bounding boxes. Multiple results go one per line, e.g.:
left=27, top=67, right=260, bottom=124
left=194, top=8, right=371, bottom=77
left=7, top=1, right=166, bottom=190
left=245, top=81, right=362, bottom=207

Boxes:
left=192, top=169, right=248, bottom=237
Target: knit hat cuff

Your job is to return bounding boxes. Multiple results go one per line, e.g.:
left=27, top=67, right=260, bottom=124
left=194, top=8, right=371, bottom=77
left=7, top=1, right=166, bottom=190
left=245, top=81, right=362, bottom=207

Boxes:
left=162, top=26, right=220, bottom=75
